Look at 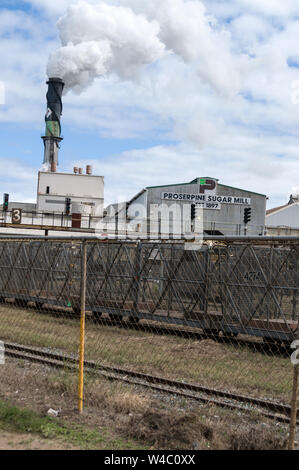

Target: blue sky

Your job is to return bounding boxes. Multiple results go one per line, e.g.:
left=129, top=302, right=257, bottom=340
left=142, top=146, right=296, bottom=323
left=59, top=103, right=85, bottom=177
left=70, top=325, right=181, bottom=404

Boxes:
left=1, top=1, right=31, bottom=11
left=1, top=0, right=299, bottom=207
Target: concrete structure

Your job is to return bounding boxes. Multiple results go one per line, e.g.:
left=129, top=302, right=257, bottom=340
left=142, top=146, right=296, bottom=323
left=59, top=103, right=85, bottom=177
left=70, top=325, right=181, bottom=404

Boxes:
left=37, top=170, right=104, bottom=216
left=109, top=177, right=267, bottom=238
left=266, top=194, right=299, bottom=236
left=0, top=167, right=104, bottom=235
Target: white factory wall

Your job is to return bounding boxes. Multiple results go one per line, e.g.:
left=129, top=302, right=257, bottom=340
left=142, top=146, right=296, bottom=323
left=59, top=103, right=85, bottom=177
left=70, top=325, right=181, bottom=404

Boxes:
left=266, top=203, right=299, bottom=229
left=37, top=172, right=104, bottom=216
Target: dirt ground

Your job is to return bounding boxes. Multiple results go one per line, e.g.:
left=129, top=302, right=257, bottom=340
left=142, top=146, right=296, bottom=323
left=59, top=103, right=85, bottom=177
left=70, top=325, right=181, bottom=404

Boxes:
left=0, top=431, right=79, bottom=450
left=0, top=358, right=295, bottom=450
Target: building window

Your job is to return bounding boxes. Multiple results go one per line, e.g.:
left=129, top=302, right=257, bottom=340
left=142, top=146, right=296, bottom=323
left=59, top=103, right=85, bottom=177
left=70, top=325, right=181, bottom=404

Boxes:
left=46, top=186, right=50, bottom=194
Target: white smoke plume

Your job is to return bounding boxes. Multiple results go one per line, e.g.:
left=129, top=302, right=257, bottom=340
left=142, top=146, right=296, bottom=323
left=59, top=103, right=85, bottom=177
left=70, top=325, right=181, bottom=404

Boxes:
left=47, top=0, right=239, bottom=96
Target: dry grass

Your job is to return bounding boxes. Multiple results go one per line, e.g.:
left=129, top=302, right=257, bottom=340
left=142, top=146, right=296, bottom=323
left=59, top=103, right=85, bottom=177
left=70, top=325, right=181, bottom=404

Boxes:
left=0, top=360, right=290, bottom=450
left=126, top=410, right=216, bottom=449
left=0, top=304, right=293, bottom=403
left=229, top=426, right=287, bottom=450
left=108, top=391, right=150, bottom=414
left=48, top=372, right=151, bottom=414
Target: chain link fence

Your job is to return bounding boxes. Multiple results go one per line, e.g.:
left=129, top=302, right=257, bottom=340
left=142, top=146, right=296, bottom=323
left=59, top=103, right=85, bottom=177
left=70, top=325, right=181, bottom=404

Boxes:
left=0, top=236, right=298, bottom=449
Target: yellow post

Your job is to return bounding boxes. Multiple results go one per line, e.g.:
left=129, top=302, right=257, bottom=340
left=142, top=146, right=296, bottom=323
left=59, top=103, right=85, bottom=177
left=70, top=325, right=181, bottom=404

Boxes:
left=288, top=362, right=298, bottom=450
left=288, top=329, right=299, bottom=451
left=78, top=241, right=87, bottom=414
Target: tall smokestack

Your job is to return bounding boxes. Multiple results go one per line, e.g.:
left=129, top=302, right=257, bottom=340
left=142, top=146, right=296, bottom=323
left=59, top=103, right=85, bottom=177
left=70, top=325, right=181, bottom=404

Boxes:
left=42, top=77, right=65, bottom=171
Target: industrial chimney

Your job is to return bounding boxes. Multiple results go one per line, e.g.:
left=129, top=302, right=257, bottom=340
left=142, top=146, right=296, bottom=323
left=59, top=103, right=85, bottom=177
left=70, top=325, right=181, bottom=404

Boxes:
left=42, top=77, right=65, bottom=172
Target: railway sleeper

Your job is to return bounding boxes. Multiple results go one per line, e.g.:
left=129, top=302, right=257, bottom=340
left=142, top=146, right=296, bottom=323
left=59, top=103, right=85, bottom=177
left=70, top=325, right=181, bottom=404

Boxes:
left=222, top=330, right=238, bottom=338
left=262, top=336, right=290, bottom=348
left=35, top=302, right=44, bottom=311
left=109, top=313, right=123, bottom=322
left=203, top=328, right=220, bottom=339
left=128, top=316, right=140, bottom=324
left=72, top=306, right=81, bottom=317
left=14, top=298, right=28, bottom=308
left=92, top=311, right=103, bottom=323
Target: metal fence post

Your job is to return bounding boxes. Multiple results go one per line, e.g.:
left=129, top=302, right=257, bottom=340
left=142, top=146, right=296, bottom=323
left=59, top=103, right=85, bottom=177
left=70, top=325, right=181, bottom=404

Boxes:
left=132, top=241, right=141, bottom=317
left=78, top=240, right=87, bottom=414
left=288, top=329, right=299, bottom=450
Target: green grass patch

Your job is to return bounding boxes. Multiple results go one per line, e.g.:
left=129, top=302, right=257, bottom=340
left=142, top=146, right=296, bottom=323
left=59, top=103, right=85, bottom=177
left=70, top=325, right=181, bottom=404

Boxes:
left=0, top=399, right=141, bottom=450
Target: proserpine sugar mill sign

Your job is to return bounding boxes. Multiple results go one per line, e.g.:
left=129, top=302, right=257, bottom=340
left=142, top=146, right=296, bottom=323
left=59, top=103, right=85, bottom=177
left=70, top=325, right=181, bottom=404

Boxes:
left=161, top=193, right=251, bottom=205
left=161, top=177, right=251, bottom=209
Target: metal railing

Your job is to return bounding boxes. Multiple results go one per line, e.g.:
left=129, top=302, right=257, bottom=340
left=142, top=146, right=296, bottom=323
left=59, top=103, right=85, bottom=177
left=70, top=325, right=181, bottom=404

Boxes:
left=0, top=208, right=266, bottom=238
left=0, top=209, right=99, bottom=230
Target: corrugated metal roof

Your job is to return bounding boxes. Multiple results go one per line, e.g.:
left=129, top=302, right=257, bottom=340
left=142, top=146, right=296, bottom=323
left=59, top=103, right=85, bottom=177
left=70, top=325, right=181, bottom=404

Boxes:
left=266, top=204, right=289, bottom=216
left=146, top=178, right=266, bottom=197
left=147, top=177, right=219, bottom=189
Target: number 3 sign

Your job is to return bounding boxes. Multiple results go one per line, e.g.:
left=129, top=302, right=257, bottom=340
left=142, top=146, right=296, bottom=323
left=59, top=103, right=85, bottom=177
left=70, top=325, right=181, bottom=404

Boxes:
left=12, top=208, right=22, bottom=224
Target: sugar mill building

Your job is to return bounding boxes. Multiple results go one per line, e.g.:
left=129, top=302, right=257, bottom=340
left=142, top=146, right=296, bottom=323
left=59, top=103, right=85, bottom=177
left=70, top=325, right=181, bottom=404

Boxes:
left=107, top=177, right=267, bottom=238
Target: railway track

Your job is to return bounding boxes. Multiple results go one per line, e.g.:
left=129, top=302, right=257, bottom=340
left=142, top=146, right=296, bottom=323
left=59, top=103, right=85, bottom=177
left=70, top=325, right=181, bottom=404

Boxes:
left=4, top=341, right=298, bottom=426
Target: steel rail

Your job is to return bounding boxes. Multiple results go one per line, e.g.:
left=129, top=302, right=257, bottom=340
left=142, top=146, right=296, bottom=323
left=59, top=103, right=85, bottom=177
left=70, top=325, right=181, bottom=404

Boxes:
left=3, top=341, right=298, bottom=426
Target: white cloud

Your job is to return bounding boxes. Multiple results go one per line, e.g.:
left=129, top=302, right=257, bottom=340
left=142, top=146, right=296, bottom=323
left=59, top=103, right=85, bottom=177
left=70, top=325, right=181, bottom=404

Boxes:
left=229, top=14, right=275, bottom=50
left=0, top=157, right=37, bottom=203
left=71, top=133, right=298, bottom=209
